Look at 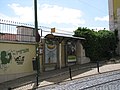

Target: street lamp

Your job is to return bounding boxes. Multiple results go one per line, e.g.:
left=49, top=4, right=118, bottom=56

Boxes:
left=34, top=0, right=40, bottom=87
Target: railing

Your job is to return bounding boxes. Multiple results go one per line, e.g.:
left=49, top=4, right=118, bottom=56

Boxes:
left=0, top=19, right=36, bottom=42
left=0, top=19, right=74, bottom=43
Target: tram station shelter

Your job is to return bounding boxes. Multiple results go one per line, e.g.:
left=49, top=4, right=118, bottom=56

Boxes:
left=41, top=34, right=90, bottom=71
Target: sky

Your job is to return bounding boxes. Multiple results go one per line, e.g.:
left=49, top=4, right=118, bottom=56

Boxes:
left=0, top=0, right=109, bottom=34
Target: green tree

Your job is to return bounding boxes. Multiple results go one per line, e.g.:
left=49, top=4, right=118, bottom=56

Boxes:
left=74, top=27, right=118, bottom=61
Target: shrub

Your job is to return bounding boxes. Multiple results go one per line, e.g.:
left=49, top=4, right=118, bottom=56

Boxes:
left=74, top=27, right=118, bottom=61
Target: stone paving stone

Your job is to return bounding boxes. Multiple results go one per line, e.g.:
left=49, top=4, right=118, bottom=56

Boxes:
left=37, top=70, right=120, bottom=90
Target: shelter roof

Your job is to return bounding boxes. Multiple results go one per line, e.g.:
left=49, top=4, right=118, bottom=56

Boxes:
left=45, top=33, right=85, bottom=40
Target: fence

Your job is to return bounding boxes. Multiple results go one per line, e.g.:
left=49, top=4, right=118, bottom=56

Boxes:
left=0, top=19, right=37, bottom=42
left=0, top=19, right=74, bottom=43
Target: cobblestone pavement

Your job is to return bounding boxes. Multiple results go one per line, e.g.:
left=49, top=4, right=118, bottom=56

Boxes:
left=37, top=70, right=120, bottom=90
left=1, top=62, right=120, bottom=90
left=0, top=63, right=96, bottom=90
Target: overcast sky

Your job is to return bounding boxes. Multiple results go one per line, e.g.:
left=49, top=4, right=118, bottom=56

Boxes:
left=0, top=0, right=109, bottom=33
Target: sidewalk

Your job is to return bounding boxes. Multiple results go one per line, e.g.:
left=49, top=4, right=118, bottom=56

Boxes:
left=0, top=62, right=120, bottom=90
left=0, top=63, right=95, bottom=90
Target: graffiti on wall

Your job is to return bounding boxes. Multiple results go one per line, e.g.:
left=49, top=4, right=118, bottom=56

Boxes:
left=0, top=50, right=12, bottom=71
left=13, top=48, right=29, bottom=65
left=45, top=44, right=57, bottom=63
left=0, top=48, right=29, bottom=71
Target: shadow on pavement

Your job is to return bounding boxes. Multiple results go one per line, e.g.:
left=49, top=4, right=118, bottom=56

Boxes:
left=1, top=61, right=120, bottom=90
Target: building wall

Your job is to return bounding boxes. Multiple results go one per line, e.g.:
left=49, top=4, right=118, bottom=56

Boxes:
left=76, top=40, right=90, bottom=64
left=108, top=0, right=114, bottom=30
left=0, top=42, right=36, bottom=83
left=113, top=0, right=120, bottom=17
left=109, top=0, right=120, bottom=30
left=109, top=0, right=120, bottom=55
left=0, top=38, right=89, bottom=83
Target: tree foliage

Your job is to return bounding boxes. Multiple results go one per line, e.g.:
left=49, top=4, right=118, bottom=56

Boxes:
left=74, top=27, right=118, bottom=61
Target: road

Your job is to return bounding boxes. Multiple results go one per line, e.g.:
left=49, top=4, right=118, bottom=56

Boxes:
left=37, top=70, right=120, bottom=90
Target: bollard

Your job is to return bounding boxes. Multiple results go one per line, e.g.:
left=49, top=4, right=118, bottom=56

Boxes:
left=8, top=87, right=12, bottom=90
left=69, top=67, right=72, bottom=80
left=96, top=61, right=100, bottom=73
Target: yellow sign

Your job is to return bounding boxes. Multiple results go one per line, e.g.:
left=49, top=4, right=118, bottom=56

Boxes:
left=51, top=28, right=55, bottom=33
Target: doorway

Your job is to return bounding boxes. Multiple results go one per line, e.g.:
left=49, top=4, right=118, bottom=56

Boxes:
left=66, top=41, right=77, bottom=66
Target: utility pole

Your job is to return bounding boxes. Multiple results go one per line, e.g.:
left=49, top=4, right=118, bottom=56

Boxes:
left=34, top=0, right=40, bottom=87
